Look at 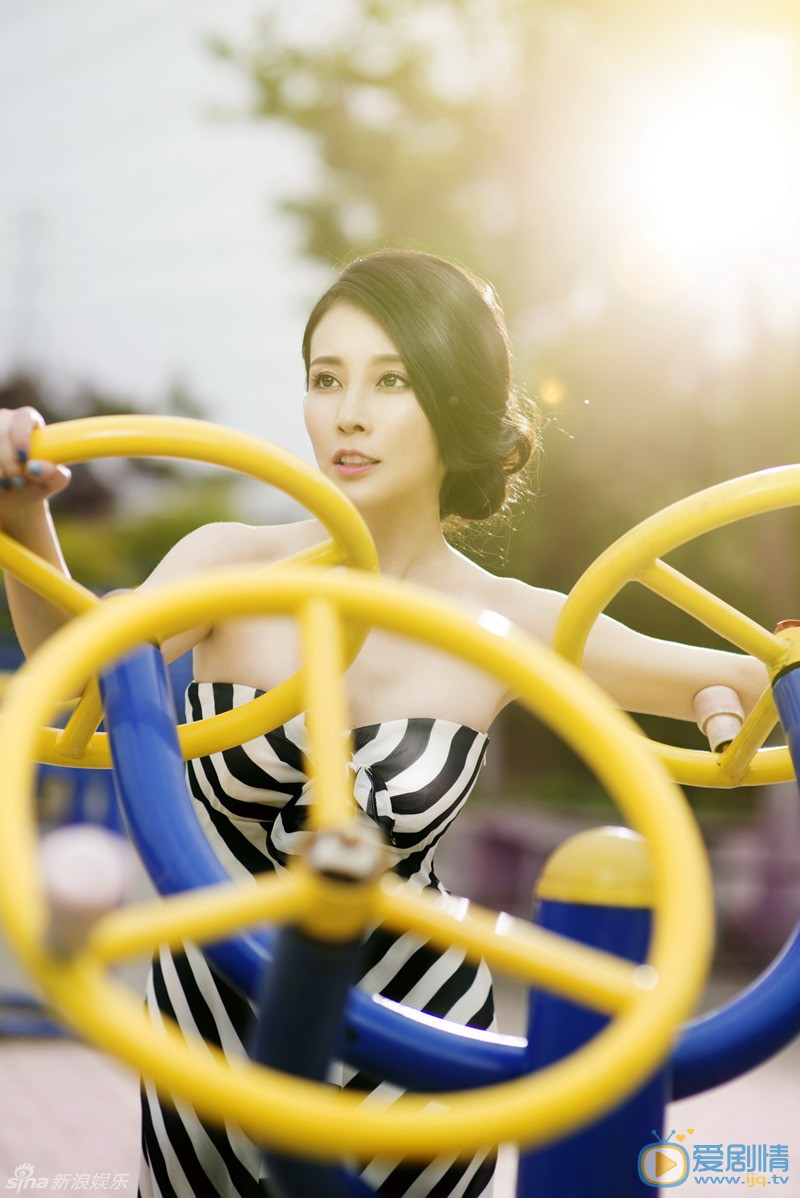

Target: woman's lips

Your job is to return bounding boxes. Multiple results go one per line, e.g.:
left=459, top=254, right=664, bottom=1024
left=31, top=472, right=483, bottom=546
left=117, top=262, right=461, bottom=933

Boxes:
left=333, top=452, right=378, bottom=477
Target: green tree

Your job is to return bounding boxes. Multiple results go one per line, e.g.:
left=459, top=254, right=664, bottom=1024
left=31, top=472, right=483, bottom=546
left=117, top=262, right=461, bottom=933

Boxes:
left=211, top=0, right=800, bottom=791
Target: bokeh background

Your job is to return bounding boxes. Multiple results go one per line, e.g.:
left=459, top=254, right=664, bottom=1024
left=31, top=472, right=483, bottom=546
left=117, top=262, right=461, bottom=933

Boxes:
left=3, top=0, right=800, bottom=970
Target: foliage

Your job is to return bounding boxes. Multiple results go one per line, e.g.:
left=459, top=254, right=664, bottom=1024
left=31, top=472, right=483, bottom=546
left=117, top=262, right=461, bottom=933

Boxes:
left=211, top=0, right=799, bottom=575
left=53, top=478, right=241, bottom=594
left=210, top=1, right=800, bottom=790
left=0, top=370, right=214, bottom=519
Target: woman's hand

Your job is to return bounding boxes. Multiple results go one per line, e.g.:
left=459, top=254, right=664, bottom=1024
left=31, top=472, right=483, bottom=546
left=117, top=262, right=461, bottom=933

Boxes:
left=0, top=407, right=75, bottom=656
left=0, top=407, right=71, bottom=528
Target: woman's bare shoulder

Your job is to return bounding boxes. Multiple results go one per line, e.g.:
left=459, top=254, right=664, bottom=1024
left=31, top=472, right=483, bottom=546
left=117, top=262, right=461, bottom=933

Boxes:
left=216, top=518, right=327, bottom=564
left=445, top=552, right=566, bottom=645
left=140, top=519, right=325, bottom=589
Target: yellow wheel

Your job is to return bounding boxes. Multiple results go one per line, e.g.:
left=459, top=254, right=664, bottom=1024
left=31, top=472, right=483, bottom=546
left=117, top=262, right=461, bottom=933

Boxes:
left=553, top=465, right=800, bottom=787
left=0, top=415, right=377, bottom=767
left=0, top=566, right=713, bottom=1160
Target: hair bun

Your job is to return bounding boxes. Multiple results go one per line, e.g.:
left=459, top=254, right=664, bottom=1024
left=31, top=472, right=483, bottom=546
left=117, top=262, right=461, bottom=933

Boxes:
left=500, top=420, right=533, bottom=477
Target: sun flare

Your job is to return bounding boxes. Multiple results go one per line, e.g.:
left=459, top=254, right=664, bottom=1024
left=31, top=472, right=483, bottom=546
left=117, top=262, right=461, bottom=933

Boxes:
left=617, top=38, right=800, bottom=273
left=638, top=96, right=792, bottom=257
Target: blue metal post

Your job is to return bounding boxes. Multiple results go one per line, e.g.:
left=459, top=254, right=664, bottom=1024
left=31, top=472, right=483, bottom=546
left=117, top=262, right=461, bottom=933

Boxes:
left=518, top=827, right=668, bottom=1197
left=250, top=926, right=376, bottom=1198
left=773, top=664, right=800, bottom=781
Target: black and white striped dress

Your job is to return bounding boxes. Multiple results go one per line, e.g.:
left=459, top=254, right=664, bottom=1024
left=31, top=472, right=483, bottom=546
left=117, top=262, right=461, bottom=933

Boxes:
left=139, top=682, right=496, bottom=1198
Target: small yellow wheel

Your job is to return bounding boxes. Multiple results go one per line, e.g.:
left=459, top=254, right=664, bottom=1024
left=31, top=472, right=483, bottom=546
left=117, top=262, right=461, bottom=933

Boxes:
left=0, top=415, right=377, bottom=767
left=553, top=465, right=800, bottom=786
left=0, top=566, right=713, bottom=1160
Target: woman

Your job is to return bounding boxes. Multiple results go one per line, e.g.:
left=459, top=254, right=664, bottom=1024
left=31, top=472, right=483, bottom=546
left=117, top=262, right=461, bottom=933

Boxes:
left=0, top=251, right=768, bottom=1197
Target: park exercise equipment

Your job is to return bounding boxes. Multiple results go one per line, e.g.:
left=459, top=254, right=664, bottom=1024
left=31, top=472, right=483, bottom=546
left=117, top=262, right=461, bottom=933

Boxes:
left=105, top=463, right=800, bottom=1104
left=0, top=415, right=378, bottom=768
left=553, top=463, right=800, bottom=787
left=1, top=425, right=798, bottom=1190
left=0, top=565, right=714, bottom=1164
left=552, top=464, right=800, bottom=1099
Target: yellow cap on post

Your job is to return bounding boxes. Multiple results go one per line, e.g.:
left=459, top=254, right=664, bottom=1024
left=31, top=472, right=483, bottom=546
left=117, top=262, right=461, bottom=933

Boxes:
left=536, top=826, right=655, bottom=908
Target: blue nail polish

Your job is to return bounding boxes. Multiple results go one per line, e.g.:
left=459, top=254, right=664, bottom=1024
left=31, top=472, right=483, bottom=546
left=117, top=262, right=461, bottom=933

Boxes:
left=26, top=461, right=43, bottom=477
left=16, top=448, right=27, bottom=465
left=11, top=475, right=25, bottom=489
left=0, top=478, right=9, bottom=492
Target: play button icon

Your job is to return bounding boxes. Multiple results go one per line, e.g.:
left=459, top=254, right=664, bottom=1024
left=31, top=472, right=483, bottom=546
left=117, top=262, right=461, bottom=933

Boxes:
left=657, top=1151, right=678, bottom=1176
left=638, top=1138, right=690, bottom=1186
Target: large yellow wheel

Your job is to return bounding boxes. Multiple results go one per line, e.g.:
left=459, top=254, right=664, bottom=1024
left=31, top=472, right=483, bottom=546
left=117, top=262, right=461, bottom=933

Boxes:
left=553, top=465, right=800, bottom=787
left=0, top=415, right=378, bottom=768
left=0, top=566, right=714, bottom=1160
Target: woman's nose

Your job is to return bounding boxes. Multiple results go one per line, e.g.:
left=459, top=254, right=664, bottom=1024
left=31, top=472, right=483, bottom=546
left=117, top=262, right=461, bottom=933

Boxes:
left=336, top=386, right=371, bottom=433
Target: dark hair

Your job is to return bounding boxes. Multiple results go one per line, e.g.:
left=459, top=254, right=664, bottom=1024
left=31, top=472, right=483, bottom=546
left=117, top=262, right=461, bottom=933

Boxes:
left=302, top=250, right=539, bottom=531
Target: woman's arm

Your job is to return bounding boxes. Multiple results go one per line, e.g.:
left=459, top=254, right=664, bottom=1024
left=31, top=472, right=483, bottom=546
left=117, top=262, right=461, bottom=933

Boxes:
left=580, top=608, right=770, bottom=721
left=0, top=407, right=74, bottom=657
left=495, top=577, right=771, bottom=723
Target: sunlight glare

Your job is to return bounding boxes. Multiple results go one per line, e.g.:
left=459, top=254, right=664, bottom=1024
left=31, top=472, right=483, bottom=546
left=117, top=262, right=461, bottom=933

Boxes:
left=639, top=96, right=792, bottom=256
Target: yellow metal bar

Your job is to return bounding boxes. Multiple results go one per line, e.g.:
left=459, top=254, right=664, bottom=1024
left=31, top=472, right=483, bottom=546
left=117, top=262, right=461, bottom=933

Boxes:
left=0, top=566, right=714, bottom=1159
left=652, top=740, right=789, bottom=788
left=0, top=534, right=105, bottom=759
left=636, top=559, right=786, bottom=667
left=32, top=960, right=685, bottom=1161
left=0, top=531, right=98, bottom=616
left=29, top=660, right=351, bottom=768
left=276, top=538, right=345, bottom=571
left=296, top=869, right=382, bottom=942
left=53, top=678, right=105, bottom=760
left=716, top=686, right=780, bottom=786
left=300, top=597, right=355, bottom=832
left=179, top=674, right=306, bottom=756
left=1, top=416, right=379, bottom=768
left=376, top=880, right=639, bottom=1015
left=31, top=416, right=380, bottom=581
left=89, top=871, right=314, bottom=966
left=33, top=725, right=111, bottom=770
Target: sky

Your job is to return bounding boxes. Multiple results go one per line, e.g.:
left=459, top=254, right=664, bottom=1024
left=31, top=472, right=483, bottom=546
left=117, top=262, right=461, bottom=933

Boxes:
left=4, top=2, right=800, bottom=475
left=0, top=0, right=329, bottom=466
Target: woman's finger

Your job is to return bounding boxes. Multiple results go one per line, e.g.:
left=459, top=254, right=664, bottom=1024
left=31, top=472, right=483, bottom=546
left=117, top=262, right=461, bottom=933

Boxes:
left=0, top=407, right=44, bottom=484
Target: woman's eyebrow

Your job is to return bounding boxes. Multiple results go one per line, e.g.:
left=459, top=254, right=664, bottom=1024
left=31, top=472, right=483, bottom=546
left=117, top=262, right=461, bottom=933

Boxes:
left=310, top=353, right=406, bottom=367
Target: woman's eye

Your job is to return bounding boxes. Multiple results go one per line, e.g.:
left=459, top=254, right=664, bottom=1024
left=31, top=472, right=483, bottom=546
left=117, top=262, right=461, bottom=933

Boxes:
left=311, top=372, right=339, bottom=389
left=379, top=372, right=408, bottom=389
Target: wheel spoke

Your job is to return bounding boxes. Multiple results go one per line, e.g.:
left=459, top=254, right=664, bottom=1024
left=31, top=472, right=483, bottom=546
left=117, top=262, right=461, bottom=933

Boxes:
left=0, top=535, right=106, bottom=761
left=0, top=532, right=98, bottom=617
left=636, top=559, right=785, bottom=666
left=88, top=870, right=315, bottom=966
left=716, top=687, right=780, bottom=785
left=54, top=679, right=105, bottom=760
left=275, top=538, right=345, bottom=571
left=376, top=878, right=640, bottom=1014
left=300, top=597, right=355, bottom=832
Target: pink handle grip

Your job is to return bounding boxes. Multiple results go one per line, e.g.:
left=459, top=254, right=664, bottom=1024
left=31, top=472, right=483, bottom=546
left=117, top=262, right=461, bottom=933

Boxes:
left=39, top=826, right=133, bottom=957
left=692, top=685, right=745, bottom=753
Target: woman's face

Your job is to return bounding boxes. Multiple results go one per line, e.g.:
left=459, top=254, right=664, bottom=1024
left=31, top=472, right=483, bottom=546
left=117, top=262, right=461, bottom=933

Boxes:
left=304, top=302, right=444, bottom=515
